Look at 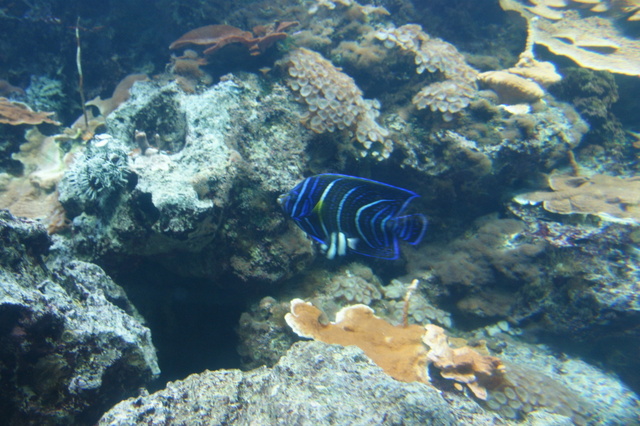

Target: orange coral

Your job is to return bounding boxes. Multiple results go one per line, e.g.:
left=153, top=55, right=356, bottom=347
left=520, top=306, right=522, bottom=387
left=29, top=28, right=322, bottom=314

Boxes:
left=0, top=97, right=59, bottom=125
left=423, top=324, right=505, bottom=400
left=169, top=21, right=298, bottom=56
left=285, top=299, right=505, bottom=397
left=285, top=299, right=429, bottom=383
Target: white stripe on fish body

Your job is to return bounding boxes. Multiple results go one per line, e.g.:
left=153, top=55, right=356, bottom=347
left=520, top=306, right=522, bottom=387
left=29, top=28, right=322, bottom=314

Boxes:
left=336, top=186, right=359, bottom=234
left=291, top=177, right=311, bottom=217
left=355, top=200, right=387, bottom=248
left=337, top=231, right=347, bottom=256
left=324, top=232, right=352, bottom=259
left=317, top=178, right=341, bottom=240
left=326, top=232, right=337, bottom=259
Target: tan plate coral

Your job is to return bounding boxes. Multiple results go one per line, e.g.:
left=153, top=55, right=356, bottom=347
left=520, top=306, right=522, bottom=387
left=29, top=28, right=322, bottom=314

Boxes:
left=500, top=0, right=640, bottom=76
left=514, top=173, right=640, bottom=224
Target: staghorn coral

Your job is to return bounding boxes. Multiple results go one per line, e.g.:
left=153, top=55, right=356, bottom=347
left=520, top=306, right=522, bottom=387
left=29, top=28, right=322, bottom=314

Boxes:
left=500, top=0, right=640, bottom=76
left=515, top=173, right=640, bottom=225
left=0, top=97, right=59, bottom=125
left=375, top=24, right=478, bottom=121
left=282, top=48, right=393, bottom=159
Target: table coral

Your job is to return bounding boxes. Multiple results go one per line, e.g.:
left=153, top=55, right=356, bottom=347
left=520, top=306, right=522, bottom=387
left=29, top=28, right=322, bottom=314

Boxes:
left=500, top=0, right=640, bottom=76
left=514, top=173, right=640, bottom=225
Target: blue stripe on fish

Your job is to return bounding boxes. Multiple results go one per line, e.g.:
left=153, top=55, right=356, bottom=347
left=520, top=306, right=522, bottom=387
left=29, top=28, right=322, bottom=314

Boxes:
left=278, top=174, right=428, bottom=260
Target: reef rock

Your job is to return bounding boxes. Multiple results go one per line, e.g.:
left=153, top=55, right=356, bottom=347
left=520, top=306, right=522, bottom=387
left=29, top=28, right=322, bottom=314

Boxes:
left=0, top=211, right=159, bottom=425
left=99, top=341, right=481, bottom=425
left=59, top=74, right=314, bottom=283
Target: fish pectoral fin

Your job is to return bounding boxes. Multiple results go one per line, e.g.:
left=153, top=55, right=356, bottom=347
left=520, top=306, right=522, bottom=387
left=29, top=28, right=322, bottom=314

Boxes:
left=347, top=237, right=358, bottom=250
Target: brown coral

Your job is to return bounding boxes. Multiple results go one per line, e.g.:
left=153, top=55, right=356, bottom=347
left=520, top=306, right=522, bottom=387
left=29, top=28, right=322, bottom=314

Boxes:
left=169, top=21, right=298, bottom=56
left=423, top=324, right=505, bottom=400
left=285, top=299, right=505, bottom=398
left=0, top=97, right=59, bottom=125
left=0, top=79, right=24, bottom=97
left=515, top=173, right=640, bottom=224
left=285, top=299, right=429, bottom=383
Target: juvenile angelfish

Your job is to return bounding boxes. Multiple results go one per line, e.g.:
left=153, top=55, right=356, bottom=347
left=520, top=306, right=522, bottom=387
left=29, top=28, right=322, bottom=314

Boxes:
left=278, top=174, right=427, bottom=260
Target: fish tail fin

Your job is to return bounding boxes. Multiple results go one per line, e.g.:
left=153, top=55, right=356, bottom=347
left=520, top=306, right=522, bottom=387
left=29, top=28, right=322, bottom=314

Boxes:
left=393, top=214, right=427, bottom=245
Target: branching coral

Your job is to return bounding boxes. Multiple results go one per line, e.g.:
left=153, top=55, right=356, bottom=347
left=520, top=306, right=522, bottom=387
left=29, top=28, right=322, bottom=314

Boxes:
left=375, top=24, right=478, bottom=121
left=282, top=48, right=393, bottom=159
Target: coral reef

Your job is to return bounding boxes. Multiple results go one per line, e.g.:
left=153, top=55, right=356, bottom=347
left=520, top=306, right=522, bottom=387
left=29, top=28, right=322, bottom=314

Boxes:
left=477, top=71, right=545, bottom=105
left=283, top=299, right=629, bottom=424
left=237, top=296, right=295, bottom=370
left=85, top=73, right=149, bottom=118
left=0, top=128, right=71, bottom=228
left=286, top=298, right=431, bottom=383
left=282, top=48, right=393, bottom=158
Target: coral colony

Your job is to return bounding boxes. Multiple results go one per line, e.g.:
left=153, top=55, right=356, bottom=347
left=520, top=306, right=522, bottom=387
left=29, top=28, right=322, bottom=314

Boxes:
left=0, top=0, right=639, bottom=424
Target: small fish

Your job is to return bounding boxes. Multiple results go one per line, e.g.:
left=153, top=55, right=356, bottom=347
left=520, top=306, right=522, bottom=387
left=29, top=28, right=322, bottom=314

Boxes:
left=278, top=174, right=427, bottom=260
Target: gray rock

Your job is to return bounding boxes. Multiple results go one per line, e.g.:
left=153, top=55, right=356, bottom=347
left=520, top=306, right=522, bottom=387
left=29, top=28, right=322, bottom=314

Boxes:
left=0, top=210, right=159, bottom=425
left=100, top=341, right=493, bottom=425
left=61, top=74, right=314, bottom=283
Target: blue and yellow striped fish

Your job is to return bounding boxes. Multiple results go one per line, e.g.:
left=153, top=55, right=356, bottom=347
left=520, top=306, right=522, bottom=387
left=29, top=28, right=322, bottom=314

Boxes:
left=278, top=174, right=427, bottom=260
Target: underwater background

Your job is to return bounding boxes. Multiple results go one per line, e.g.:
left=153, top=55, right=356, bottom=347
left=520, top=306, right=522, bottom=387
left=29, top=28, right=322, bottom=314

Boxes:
left=1, top=0, right=640, bottom=424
